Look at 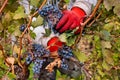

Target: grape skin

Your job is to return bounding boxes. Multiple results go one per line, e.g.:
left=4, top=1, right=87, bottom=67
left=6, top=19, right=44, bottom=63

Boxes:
left=19, top=24, right=26, bottom=32
left=58, top=45, right=73, bottom=59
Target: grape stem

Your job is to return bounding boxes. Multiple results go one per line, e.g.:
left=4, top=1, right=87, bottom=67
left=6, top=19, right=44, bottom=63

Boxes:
left=0, top=0, right=8, bottom=14
left=18, top=0, right=47, bottom=69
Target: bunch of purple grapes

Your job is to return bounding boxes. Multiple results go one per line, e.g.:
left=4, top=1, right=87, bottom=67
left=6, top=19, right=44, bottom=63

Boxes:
left=33, top=58, right=45, bottom=78
left=58, top=45, right=74, bottom=59
left=38, top=4, right=62, bottom=33
left=32, top=44, right=50, bottom=58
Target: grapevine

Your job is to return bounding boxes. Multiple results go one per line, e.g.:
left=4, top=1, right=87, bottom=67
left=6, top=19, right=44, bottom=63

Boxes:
left=1, top=0, right=120, bottom=80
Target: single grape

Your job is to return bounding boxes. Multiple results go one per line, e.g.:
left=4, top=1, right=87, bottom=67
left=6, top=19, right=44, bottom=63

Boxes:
left=19, top=24, right=26, bottom=32
left=25, top=53, right=32, bottom=65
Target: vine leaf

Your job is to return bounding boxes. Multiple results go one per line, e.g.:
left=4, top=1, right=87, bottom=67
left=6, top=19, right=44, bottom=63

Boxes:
left=101, top=41, right=112, bottom=49
left=0, top=22, right=3, bottom=32
left=113, top=4, right=120, bottom=18
left=13, top=45, right=21, bottom=54
left=31, top=16, right=43, bottom=27
left=73, top=49, right=88, bottom=62
left=103, top=0, right=114, bottom=11
left=5, top=57, right=15, bottom=65
left=30, top=0, right=40, bottom=7
left=13, top=6, right=27, bottom=19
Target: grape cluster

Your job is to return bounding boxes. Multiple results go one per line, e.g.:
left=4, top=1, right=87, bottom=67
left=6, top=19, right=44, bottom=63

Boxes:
left=19, top=24, right=26, bottom=32
left=33, top=58, right=45, bottom=75
left=32, top=44, right=50, bottom=58
left=38, top=4, right=62, bottom=33
left=58, top=45, right=73, bottom=59
left=60, top=58, right=69, bottom=70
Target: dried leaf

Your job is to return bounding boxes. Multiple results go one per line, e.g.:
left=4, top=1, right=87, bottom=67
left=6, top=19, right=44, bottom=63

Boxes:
left=6, top=57, right=15, bottom=65
left=13, top=45, right=20, bottom=54
left=45, top=58, right=61, bottom=72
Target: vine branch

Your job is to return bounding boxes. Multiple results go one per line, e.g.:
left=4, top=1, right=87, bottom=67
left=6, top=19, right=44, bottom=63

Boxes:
left=74, top=0, right=103, bottom=47
left=18, top=0, right=47, bottom=68
left=0, top=0, right=8, bottom=14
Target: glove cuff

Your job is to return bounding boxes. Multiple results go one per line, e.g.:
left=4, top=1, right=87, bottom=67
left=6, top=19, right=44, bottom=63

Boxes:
left=71, top=7, right=86, bottom=21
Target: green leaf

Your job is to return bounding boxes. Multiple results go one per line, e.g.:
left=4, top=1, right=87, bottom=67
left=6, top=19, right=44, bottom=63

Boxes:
left=44, top=29, right=51, bottom=37
left=103, top=23, right=114, bottom=32
left=59, top=33, right=67, bottom=42
left=64, top=0, right=70, bottom=3
left=100, top=30, right=111, bottom=41
left=8, top=73, right=16, bottom=79
left=13, top=6, right=27, bottom=19
left=30, top=30, right=36, bottom=39
left=31, top=16, right=43, bottom=27
left=73, top=49, right=88, bottom=62
left=102, top=61, right=111, bottom=71
left=30, top=0, right=40, bottom=7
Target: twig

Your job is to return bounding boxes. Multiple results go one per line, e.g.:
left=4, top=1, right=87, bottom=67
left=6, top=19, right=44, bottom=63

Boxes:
left=87, top=11, right=102, bottom=27
left=74, top=0, right=103, bottom=47
left=81, top=0, right=103, bottom=28
left=18, top=0, right=47, bottom=68
left=0, top=0, right=8, bottom=14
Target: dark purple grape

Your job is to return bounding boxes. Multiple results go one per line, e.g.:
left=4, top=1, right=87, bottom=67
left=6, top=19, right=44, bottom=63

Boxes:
left=19, top=24, right=26, bottom=32
left=25, top=53, right=32, bottom=65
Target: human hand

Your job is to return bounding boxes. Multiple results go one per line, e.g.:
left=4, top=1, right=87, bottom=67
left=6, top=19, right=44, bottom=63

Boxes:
left=56, top=7, right=86, bottom=33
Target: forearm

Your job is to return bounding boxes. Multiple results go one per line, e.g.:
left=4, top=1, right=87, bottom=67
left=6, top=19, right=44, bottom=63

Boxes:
left=73, top=0, right=98, bottom=15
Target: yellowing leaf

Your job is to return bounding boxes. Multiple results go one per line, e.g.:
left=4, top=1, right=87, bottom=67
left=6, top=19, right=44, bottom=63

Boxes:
left=30, top=0, right=40, bottom=7
left=13, top=6, right=27, bottom=19
left=0, top=22, right=3, bottom=32
left=103, top=0, right=114, bottom=11
left=114, top=4, right=120, bottom=18
left=4, top=11, right=12, bottom=22
left=59, top=33, right=67, bottom=42
left=102, top=61, right=111, bottom=71
left=103, top=49, right=114, bottom=65
left=13, top=26, right=21, bottom=36
left=13, top=45, right=20, bottom=54
left=101, top=41, right=112, bottom=49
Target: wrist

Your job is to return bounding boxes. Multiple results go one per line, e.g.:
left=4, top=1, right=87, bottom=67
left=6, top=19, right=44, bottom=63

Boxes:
left=71, top=7, right=86, bottom=19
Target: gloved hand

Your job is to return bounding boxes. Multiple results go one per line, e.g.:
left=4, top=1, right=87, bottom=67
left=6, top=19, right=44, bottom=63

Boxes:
left=47, top=36, right=64, bottom=52
left=56, top=7, right=86, bottom=33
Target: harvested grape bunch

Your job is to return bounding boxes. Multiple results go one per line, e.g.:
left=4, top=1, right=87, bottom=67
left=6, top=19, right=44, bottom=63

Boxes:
left=38, top=4, right=63, bottom=33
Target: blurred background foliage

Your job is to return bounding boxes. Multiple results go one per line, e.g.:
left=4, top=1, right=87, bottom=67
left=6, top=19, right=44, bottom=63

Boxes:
left=0, top=0, right=120, bottom=80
